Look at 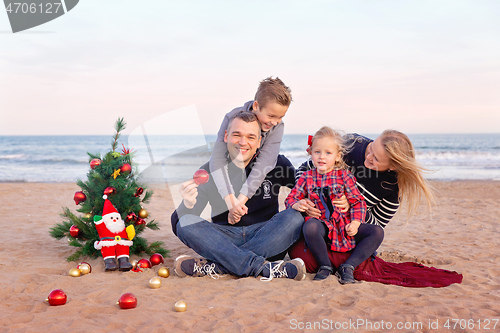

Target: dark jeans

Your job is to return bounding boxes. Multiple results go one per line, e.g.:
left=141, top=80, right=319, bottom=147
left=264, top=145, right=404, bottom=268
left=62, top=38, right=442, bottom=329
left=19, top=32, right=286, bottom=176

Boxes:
left=176, top=208, right=304, bottom=277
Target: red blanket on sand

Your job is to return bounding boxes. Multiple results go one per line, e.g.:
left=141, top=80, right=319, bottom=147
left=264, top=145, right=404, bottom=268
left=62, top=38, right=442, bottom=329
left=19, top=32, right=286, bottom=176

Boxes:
left=289, top=239, right=463, bottom=288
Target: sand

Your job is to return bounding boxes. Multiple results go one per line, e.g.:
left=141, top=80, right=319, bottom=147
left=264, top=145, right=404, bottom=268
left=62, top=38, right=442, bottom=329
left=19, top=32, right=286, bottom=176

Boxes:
left=0, top=181, right=499, bottom=332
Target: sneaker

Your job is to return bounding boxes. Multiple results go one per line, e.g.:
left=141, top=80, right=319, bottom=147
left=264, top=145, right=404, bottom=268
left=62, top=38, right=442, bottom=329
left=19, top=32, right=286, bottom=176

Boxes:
left=260, top=258, right=306, bottom=282
left=335, top=263, right=356, bottom=284
left=174, top=255, right=225, bottom=280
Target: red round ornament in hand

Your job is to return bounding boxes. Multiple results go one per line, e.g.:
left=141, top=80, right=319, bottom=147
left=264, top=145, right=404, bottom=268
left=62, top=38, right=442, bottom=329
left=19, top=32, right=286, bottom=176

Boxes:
left=117, top=293, right=137, bottom=309
left=149, top=253, right=164, bottom=266
left=120, top=163, right=132, bottom=175
left=103, top=186, right=117, bottom=196
left=193, top=169, right=209, bottom=185
left=90, top=159, right=102, bottom=169
left=46, top=289, right=67, bottom=306
left=74, top=191, right=86, bottom=205
left=137, top=258, right=152, bottom=270
left=69, top=225, right=80, bottom=238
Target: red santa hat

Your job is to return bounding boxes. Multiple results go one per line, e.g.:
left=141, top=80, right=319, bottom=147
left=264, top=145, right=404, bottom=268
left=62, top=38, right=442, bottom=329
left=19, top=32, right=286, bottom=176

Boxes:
left=102, top=195, right=119, bottom=217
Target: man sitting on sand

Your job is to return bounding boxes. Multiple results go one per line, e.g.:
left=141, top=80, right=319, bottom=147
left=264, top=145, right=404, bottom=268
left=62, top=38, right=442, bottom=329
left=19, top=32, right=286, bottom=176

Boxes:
left=171, top=111, right=306, bottom=281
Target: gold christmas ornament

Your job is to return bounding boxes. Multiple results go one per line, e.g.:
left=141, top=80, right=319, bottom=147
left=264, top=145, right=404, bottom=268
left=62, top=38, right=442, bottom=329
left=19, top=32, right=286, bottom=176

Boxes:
left=149, top=277, right=162, bottom=289
left=68, top=268, right=81, bottom=277
left=138, top=209, right=148, bottom=219
left=174, top=300, right=187, bottom=312
left=83, top=213, right=92, bottom=219
left=131, top=260, right=138, bottom=270
left=158, top=267, right=170, bottom=278
left=77, top=263, right=91, bottom=275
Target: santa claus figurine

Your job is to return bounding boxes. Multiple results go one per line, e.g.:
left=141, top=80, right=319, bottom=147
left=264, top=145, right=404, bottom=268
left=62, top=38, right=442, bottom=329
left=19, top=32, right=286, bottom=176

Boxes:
left=93, top=195, right=135, bottom=271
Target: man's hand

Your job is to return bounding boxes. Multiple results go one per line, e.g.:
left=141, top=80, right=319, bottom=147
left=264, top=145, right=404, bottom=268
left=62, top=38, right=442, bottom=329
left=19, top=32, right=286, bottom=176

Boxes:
left=332, top=194, right=350, bottom=213
left=345, top=220, right=361, bottom=236
left=180, top=180, right=199, bottom=209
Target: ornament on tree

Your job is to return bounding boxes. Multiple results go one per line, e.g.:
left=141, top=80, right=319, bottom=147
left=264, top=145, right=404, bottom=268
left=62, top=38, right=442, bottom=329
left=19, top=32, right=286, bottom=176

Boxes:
left=90, top=159, right=102, bottom=169
left=175, top=300, right=187, bottom=312
left=126, top=212, right=138, bottom=222
left=120, top=163, right=132, bottom=175
left=138, top=208, right=148, bottom=219
left=69, top=268, right=81, bottom=277
left=133, top=187, right=144, bottom=197
left=83, top=213, right=92, bottom=220
left=103, top=186, right=117, bottom=196
left=69, top=225, right=80, bottom=238
left=74, top=191, right=86, bottom=205
left=93, top=195, right=135, bottom=272
left=111, top=169, right=121, bottom=179
left=135, top=218, right=146, bottom=226
left=193, top=169, right=210, bottom=185
left=117, top=293, right=137, bottom=309
left=158, top=267, right=170, bottom=278
left=46, top=289, right=67, bottom=306
left=149, top=277, right=161, bottom=289
left=121, top=144, right=134, bottom=156
left=149, top=253, right=164, bottom=266
left=77, top=262, right=92, bottom=275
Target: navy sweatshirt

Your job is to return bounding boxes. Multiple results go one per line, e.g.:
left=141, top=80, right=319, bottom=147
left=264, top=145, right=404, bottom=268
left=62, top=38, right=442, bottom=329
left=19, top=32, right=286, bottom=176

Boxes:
left=171, top=154, right=296, bottom=236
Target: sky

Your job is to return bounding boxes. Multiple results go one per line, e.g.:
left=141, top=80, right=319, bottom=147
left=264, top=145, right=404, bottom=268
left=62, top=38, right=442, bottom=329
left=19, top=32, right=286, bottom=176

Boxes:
left=0, top=0, right=499, bottom=136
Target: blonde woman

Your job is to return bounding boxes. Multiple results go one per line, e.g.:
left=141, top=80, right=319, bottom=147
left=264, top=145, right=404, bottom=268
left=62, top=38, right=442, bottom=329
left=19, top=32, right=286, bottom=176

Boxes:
left=292, top=130, right=435, bottom=283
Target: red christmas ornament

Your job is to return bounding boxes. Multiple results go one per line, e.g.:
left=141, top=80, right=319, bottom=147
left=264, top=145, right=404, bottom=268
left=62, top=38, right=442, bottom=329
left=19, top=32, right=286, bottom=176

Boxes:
left=120, top=163, right=132, bottom=175
left=73, top=191, right=86, bottom=205
left=46, top=289, right=67, bottom=306
left=135, top=217, right=146, bottom=226
left=69, top=225, right=80, bottom=238
left=117, top=293, right=137, bottom=309
left=137, top=259, right=152, bottom=270
left=103, top=187, right=117, bottom=196
left=126, top=212, right=138, bottom=222
left=90, top=159, right=102, bottom=169
left=149, top=253, right=164, bottom=266
left=134, top=187, right=144, bottom=197
left=193, top=169, right=210, bottom=185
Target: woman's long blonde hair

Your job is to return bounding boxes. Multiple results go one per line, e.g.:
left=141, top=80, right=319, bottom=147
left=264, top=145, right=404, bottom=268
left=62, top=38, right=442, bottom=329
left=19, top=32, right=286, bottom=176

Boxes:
left=380, top=130, right=436, bottom=218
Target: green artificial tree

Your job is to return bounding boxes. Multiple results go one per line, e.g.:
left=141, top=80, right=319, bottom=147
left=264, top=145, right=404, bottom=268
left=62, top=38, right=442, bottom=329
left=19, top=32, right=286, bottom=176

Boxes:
left=50, top=118, right=168, bottom=262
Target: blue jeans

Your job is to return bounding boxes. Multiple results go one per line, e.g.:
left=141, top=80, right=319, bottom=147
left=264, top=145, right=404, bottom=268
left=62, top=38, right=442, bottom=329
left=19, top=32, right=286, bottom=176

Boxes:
left=176, top=208, right=304, bottom=277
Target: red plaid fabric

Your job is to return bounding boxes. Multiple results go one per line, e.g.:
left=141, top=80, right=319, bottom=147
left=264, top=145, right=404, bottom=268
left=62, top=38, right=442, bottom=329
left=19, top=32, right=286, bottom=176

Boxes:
left=286, top=168, right=366, bottom=252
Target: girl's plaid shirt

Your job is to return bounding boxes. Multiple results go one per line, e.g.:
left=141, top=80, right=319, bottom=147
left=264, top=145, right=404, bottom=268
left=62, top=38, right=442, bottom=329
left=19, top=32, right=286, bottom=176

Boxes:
left=285, top=168, right=367, bottom=252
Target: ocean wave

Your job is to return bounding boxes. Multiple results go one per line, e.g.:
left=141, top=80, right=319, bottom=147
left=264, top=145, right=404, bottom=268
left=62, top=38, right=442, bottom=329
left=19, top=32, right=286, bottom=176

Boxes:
left=0, top=154, right=24, bottom=160
left=416, top=151, right=500, bottom=161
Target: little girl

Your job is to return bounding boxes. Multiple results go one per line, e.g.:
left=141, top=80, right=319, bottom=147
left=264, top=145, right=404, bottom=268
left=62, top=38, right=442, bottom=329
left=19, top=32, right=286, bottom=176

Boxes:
left=285, top=126, right=366, bottom=281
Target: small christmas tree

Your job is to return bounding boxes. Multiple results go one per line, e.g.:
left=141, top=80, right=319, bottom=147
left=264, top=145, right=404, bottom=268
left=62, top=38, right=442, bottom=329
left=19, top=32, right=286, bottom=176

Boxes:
left=50, top=118, right=168, bottom=262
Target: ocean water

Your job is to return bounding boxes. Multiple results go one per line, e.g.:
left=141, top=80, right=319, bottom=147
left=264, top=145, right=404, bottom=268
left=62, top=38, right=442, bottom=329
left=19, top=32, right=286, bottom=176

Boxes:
left=0, top=134, right=499, bottom=183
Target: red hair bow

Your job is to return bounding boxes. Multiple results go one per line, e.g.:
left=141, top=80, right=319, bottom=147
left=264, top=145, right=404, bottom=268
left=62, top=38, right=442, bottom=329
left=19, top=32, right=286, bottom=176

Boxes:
left=307, top=135, right=313, bottom=147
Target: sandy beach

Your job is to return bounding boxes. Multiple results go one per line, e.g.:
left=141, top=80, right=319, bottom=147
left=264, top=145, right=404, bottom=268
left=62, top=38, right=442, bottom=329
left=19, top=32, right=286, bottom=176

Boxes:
left=0, top=180, right=499, bottom=332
